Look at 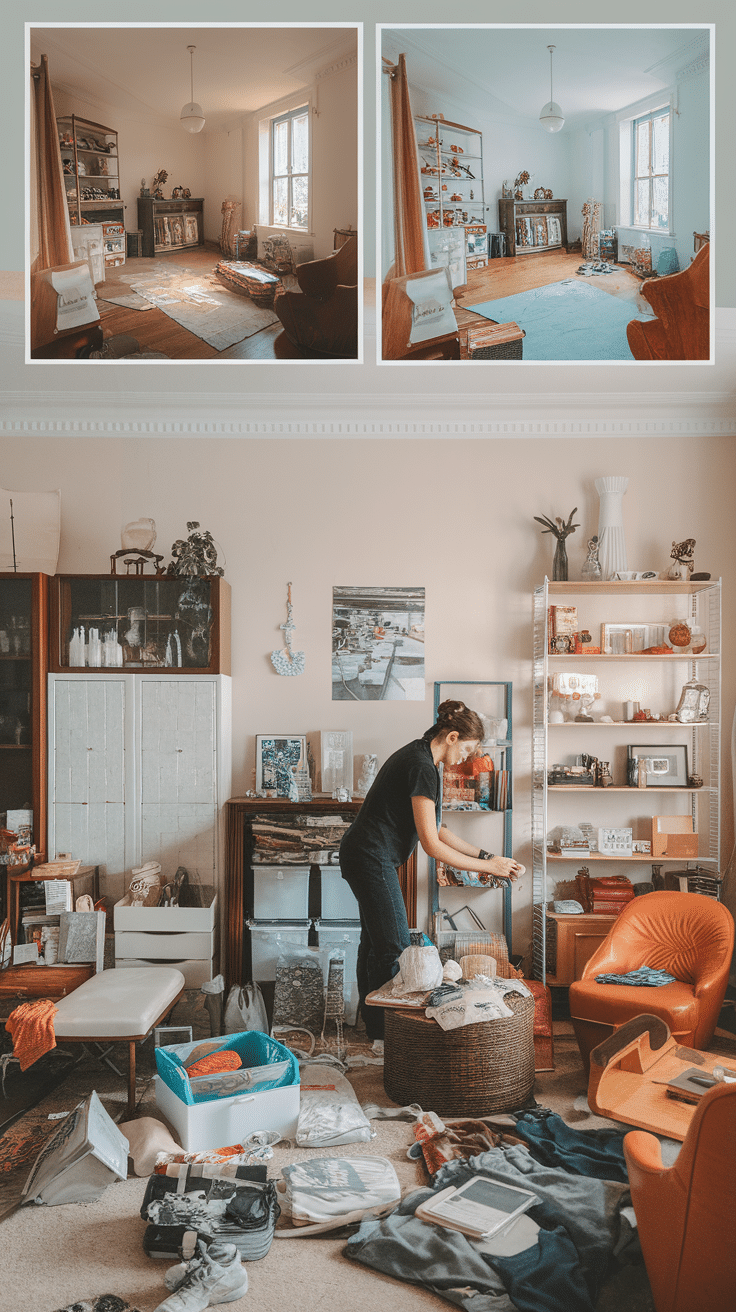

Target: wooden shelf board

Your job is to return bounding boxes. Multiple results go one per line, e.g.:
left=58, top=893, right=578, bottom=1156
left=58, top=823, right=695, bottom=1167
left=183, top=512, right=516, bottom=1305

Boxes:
left=545, top=580, right=718, bottom=595
left=547, top=785, right=710, bottom=793
left=547, top=852, right=703, bottom=862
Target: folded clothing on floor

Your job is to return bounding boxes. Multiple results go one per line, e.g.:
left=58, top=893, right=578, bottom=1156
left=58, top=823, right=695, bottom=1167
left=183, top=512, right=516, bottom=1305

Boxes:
left=141, top=1165, right=279, bottom=1261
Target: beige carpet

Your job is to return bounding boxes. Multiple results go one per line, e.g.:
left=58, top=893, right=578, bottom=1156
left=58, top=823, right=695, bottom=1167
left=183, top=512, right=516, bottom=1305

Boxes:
left=4, top=1013, right=735, bottom=1312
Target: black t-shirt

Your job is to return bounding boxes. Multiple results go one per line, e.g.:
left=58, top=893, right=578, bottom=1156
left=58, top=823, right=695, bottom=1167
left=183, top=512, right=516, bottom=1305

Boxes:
left=339, top=737, right=440, bottom=869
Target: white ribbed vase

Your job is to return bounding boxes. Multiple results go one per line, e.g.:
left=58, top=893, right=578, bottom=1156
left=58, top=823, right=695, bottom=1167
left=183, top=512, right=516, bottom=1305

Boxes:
left=595, top=476, right=629, bottom=579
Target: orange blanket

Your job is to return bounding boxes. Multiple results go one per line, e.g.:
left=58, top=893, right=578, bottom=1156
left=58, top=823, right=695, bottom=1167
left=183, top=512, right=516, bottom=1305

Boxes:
left=6, top=998, right=58, bottom=1070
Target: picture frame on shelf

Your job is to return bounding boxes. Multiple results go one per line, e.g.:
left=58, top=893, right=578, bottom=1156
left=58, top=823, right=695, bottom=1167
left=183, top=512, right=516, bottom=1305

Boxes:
left=255, top=735, right=307, bottom=797
left=626, top=744, right=689, bottom=788
left=597, top=827, right=633, bottom=857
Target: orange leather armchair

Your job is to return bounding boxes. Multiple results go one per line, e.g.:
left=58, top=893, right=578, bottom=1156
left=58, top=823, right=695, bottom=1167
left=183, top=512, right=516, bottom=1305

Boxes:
left=569, top=891, right=734, bottom=1076
left=623, top=1082, right=736, bottom=1312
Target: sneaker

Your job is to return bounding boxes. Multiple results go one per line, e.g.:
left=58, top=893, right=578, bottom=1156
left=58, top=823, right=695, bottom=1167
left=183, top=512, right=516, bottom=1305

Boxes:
left=155, top=1241, right=248, bottom=1310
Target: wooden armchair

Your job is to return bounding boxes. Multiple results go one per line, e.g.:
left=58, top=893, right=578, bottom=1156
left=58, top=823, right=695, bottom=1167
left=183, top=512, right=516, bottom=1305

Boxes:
left=627, top=242, right=709, bottom=360
left=273, top=235, right=358, bottom=357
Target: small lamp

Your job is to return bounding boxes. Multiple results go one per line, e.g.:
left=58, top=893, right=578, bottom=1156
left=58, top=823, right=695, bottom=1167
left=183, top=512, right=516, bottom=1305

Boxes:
left=539, top=45, right=565, bottom=134
left=180, top=45, right=205, bottom=134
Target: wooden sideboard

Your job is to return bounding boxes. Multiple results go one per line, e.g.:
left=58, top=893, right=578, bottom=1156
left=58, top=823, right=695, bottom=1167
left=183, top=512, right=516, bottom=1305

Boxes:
left=224, top=798, right=417, bottom=986
left=137, top=197, right=205, bottom=257
left=498, top=198, right=568, bottom=258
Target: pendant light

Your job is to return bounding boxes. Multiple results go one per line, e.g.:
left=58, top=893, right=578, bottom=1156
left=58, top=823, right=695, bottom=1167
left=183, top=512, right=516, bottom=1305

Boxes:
left=180, top=44, right=205, bottom=133
left=539, top=45, right=564, bottom=134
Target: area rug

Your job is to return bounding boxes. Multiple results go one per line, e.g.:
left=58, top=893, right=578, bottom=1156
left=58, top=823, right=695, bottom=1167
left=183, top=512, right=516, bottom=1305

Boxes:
left=471, top=279, right=642, bottom=361
left=123, top=266, right=279, bottom=351
left=0, top=1045, right=77, bottom=1137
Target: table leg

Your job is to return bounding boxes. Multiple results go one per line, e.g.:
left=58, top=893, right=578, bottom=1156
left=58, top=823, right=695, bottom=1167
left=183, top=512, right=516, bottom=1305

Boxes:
left=128, top=1041, right=136, bottom=1115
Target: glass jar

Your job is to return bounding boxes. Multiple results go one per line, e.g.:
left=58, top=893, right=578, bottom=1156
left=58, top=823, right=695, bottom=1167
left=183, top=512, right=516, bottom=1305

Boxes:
left=675, top=678, right=710, bottom=723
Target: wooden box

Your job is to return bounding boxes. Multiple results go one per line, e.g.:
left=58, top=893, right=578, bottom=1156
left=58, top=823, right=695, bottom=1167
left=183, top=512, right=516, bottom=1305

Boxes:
left=461, top=320, right=524, bottom=360
left=545, top=912, right=618, bottom=986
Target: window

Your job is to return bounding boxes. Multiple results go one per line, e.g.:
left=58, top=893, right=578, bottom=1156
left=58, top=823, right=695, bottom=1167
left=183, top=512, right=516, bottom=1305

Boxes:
left=271, top=105, right=309, bottom=229
left=632, top=108, right=670, bottom=230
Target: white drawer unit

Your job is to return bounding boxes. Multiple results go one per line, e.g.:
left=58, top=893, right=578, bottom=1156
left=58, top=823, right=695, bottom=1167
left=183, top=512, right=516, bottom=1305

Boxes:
left=114, top=891, right=218, bottom=983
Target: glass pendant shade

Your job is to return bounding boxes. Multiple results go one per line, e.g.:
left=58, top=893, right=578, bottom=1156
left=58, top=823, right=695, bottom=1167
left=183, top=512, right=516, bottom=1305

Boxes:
left=181, top=46, right=205, bottom=133
left=539, top=101, right=565, bottom=133
left=540, top=46, right=564, bottom=133
left=180, top=102, right=205, bottom=133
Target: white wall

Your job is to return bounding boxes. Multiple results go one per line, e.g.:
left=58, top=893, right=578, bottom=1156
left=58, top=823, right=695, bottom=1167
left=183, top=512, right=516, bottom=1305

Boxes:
left=3, top=433, right=734, bottom=970
left=202, top=127, right=244, bottom=246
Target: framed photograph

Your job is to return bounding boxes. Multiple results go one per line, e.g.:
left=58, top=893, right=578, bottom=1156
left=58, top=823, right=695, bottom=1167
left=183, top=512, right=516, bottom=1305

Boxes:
left=601, top=623, right=667, bottom=654
left=598, top=827, right=633, bottom=857
left=255, top=735, right=307, bottom=797
left=627, top=744, right=689, bottom=788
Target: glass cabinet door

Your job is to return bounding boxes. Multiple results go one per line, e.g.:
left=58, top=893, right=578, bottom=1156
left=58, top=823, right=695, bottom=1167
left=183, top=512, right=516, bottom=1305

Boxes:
left=51, top=575, right=231, bottom=673
left=0, top=573, right=48, bottom=876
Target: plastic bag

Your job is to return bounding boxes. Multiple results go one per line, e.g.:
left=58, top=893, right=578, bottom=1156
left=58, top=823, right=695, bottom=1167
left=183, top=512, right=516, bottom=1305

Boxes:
left=223, top=981, right=269, bottom=1035
left=295, top=1061, right=373, bottom=1146
left=280, top=1155, right=400, bottom=1225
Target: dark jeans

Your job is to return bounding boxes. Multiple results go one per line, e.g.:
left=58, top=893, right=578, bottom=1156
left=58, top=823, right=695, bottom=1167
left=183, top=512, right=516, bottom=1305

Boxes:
left=340, top=854, right=411, bottom=1039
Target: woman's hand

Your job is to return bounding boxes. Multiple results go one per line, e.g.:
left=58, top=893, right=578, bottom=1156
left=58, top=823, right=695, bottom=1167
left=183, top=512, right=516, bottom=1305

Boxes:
left=486, top=856, right=525, bottom=881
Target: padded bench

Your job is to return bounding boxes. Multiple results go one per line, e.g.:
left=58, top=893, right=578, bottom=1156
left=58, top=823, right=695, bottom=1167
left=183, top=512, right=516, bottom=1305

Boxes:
left=54, top=966, right=185, bottom=1114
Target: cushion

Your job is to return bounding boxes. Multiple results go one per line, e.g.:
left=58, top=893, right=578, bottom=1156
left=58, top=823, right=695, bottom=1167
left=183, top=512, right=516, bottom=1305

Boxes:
left=570, top=978, right=699, bottom=1036
left=120, top=1115, right=183, bottom=1176
left=54, top=967, right=184, bottom=1038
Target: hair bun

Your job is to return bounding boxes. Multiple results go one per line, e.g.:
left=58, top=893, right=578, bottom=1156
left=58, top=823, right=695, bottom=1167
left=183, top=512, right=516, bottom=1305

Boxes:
left=437, top=699, right=466, bottom=722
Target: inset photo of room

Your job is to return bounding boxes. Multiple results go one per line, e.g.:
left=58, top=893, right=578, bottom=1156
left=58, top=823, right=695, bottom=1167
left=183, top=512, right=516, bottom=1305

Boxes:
left=28, top=24, right=359, bottom=361
left=380, top=25, right=711, bottom=363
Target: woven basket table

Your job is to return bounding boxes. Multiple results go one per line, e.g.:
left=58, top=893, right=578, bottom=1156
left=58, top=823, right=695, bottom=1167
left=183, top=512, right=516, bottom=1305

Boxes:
left=383, top=992, right=535, bottom=1117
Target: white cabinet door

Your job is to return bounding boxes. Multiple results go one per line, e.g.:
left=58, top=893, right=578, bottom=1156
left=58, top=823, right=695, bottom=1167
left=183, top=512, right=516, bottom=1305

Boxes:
left=49, top=677, right=128, bottom=886
left=139, top=678, right=218, bottom=881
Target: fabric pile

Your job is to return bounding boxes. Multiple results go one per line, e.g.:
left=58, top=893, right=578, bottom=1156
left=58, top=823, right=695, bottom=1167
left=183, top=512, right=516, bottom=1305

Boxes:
left=346, top=1112, right=636, bottom=1312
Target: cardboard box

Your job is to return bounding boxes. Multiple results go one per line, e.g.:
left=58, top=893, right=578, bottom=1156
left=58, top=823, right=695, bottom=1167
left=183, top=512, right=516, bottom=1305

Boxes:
left=652, top=817, right=698, bottom=859
left=155, top=1073, right=300, bottom=1152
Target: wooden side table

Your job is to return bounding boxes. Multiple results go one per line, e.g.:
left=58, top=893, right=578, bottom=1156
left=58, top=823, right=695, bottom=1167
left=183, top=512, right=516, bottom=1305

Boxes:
left=8, top=864, right=99, bottom=945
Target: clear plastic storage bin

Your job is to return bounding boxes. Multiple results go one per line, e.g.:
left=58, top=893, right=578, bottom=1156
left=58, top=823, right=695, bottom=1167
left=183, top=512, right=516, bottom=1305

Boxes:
left=319, top=867, right=360, bottom=920
left=252, top=866, right=310, bottom=920
left=247, top=919, right=311, bottom=982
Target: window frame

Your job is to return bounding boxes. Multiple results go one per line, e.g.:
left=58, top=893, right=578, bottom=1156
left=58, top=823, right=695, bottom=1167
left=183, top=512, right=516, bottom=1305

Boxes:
left=631, top=105, right=671, bottom=233
left=270, top=102, right=311, bottom=232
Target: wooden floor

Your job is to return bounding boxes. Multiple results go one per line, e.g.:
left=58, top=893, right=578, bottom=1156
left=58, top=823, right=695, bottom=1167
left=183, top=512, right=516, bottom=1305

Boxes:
left=96, top=247, right=345, bottom=361
left=456, top=251, right=648, bottom=313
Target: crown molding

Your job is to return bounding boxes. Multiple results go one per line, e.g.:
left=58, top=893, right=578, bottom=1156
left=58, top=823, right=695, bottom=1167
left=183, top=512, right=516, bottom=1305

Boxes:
left=2, top=390, right=734, bottom=438
left=316, top=52, right=358, bottom=83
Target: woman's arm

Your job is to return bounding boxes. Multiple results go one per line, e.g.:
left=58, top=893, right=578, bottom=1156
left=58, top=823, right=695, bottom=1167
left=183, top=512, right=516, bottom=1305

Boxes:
left=412, top=796, right=524, bottom=881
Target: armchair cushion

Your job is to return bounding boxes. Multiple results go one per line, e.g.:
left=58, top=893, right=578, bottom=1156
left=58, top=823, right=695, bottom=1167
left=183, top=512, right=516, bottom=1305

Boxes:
left=571, top=978, right=699, bottom=1038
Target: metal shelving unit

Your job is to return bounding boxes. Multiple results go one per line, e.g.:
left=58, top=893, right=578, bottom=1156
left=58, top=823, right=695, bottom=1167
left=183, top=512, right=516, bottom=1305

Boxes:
left=415, top=114, right=487, bottom=286
left=429, top=679, right=514, bottom=953
left=531, top=578, right=722, bottom=985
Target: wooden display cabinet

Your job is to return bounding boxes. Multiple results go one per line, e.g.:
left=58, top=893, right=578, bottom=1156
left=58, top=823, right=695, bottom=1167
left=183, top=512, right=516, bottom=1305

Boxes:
left=137, top=197, right=205, bottom=257
left=57, top=114, right=124, bottom=232
left=498, top=198, right=568, bottom=257
left=0, top=573, right=48, bottom=888
left=50, top=575, right=231, bottom=675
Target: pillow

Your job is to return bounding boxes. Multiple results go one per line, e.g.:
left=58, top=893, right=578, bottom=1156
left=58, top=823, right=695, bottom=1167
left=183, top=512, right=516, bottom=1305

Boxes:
left=120, top=1116, right=182, bottom=1177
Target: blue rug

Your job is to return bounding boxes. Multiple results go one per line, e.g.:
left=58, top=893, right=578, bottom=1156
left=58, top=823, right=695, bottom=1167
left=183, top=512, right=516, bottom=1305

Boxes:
left=471, top=279, right=639, bottom=361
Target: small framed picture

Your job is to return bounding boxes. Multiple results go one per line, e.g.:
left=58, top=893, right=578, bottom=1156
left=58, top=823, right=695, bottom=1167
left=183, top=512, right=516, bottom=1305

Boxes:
left=627, top=744, right=688, bottom=788
left=598, top=827, right=633, bottom=857
left=256, top=735, right=307, bottom=797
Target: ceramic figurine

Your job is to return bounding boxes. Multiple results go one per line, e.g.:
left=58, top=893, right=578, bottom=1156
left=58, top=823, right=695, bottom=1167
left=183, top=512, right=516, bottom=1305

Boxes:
left=581, top=535, right=602, bottom=581
left=667, top=538, right=696, bottom=580
left=533, top=508, right=580, bottom=581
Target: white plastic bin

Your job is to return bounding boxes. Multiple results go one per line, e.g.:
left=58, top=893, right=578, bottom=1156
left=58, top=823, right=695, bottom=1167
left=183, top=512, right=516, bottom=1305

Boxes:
left=71, top=223, right=104, bottom=287
left=154, top=1074, right=300, bottom=1152
left=247, top=919, right=311, bottom=982
left=314, top=919, right=361, bottom=1025
left=253, top=866, right=310, bottom=920
left=320, top=867, right=360, bottom=921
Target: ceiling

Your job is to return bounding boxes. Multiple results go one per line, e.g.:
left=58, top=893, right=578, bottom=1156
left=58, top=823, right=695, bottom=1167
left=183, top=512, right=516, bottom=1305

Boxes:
left=382, top=26, right=710, bottom=128
left=29, top=25, right=358, bottom=131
